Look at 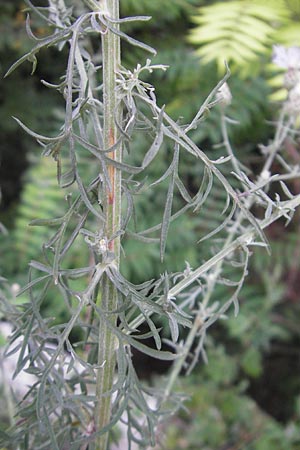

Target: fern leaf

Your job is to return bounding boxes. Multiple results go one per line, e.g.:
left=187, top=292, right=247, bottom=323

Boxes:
left=274, top=23, right=300, bottom=46
left=188, top=1, right=289, bottom=75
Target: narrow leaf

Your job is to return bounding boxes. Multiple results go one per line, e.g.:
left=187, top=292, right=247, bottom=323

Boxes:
left=5, top=28, right=71, bottom=77
left=142, top=109, right=164, bottom=168
left=167, top=313, right=179, bottom=343
left=160, top=144, right=179, bottom=261
left=105, top=21, right=156, bottom=55
left=29, top=217, right=65, bottom=226
left=12, top=117, right=65, bottom=142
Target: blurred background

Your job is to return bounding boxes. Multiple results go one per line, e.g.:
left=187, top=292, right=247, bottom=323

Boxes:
left=1, top=1, right=300, bottom=448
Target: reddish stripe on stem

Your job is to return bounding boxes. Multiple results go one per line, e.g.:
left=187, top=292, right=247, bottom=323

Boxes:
left=108, top=127, right=115, bottom=205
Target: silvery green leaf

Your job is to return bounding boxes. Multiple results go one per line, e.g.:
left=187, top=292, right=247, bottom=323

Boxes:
left=29, top=217, right=65, bottom=226
left=198, top=201, right=236, bottom=242
left=193, top=167, right=213, bottom=212
left=105, top=320, right=176, bottom=361
left=126, top=230, right=160, bottom=243
left=160, top=144, right=179, bottom=261
left=16, top=274, right=51, bottom=296
left=5, top=28, right=71, bottom=77
left=168, top=313, right=179, bottom=343
left=76, top=171, right=105, bottom=221
left=90, top=13, right=105, bottom=33
left=29, top=261, right=53, bottom=273
left=59, top=212, right=88, bottom=258
left=105, top=20, right=156, bottom=54
left=280, top=180, right=294, bottom=199
left=41, top=411, right=60, bottom=450
left=144, top=314, right=162, bottom=350
left=130, top=329, right=162, bottom=341
left=105, top=15, right=152, bottom=24
left=142, top=109, right=164, bottom=168
left=14, top=316, right=34, bottom=377
left=175, top=175, right=192, bottom=203
left=12, top=117, right=65, bottom=143
left=104, top=156, right=142, bottom=174
left=149, top=157, right=176, bottom=188
left=265, top=200, right=273, bottom=219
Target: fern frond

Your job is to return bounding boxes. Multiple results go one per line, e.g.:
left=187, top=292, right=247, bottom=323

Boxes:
left=274, top=23, right=300, bottom=46
left=188, top=1, right=289, bottom=74
left=11, top=146, right=96, bottom=273
left=12, top=156, right=64, bottom=269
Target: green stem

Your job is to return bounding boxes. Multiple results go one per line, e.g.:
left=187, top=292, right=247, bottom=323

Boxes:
left=94, top=0, right=121, bottom=449
left=162, top=314, right=203, bottom=401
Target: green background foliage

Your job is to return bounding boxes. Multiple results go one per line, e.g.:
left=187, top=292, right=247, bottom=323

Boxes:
left=1, top=0, right=300, bottom=447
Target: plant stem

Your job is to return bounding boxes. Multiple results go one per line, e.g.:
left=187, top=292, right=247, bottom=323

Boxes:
left=161, top=112, right=297, bottom=401
left=94, top=1, right=121, bottom=449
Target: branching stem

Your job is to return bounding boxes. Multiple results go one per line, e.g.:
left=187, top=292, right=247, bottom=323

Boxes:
left=94, top=1, right=122, bottom=449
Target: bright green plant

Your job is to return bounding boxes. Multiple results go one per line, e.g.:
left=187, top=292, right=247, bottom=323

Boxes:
left=188, top=0, right=300, bottom=76
left=2, top=1, right=300, bottom=449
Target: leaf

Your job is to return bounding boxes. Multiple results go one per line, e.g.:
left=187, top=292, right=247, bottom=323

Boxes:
left=175, top=175, right=192, bottom=203
left=5, top=28, right=71, bottom=77
left=75, top=170, right=105, bottom=221
left=142, top=108, right=164, bottom=168
left=29, top=217, right=65, bottom=227
left=188, top=1, right=288, bottom=75
left=125, top=332, right=177, bottom=360
left=198, top=201, right=236, bottom=242
left=104, top=19, right=157, bottom=55
left=167, top=313, right=179, bottom=342
left=59, top=211, right=88, bottom=259
left=160, top=145, right=179, bottom=261
left=144, top=314, right=162, bottom=350
left=14, top=315, right=35, bottom=377
left=17, top=274, right=52, bottom=296
left=12, top=117, right=65, bottom=143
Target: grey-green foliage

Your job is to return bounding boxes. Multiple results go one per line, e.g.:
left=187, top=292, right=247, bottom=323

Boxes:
left=2, top=0, right=271, bottom=285
left=2, top=0, right=300, bottom=448
left=6, top=148, right=97, bottom=272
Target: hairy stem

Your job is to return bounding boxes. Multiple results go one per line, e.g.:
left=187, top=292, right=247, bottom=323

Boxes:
left=94, top=0, right=121, bottom=448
